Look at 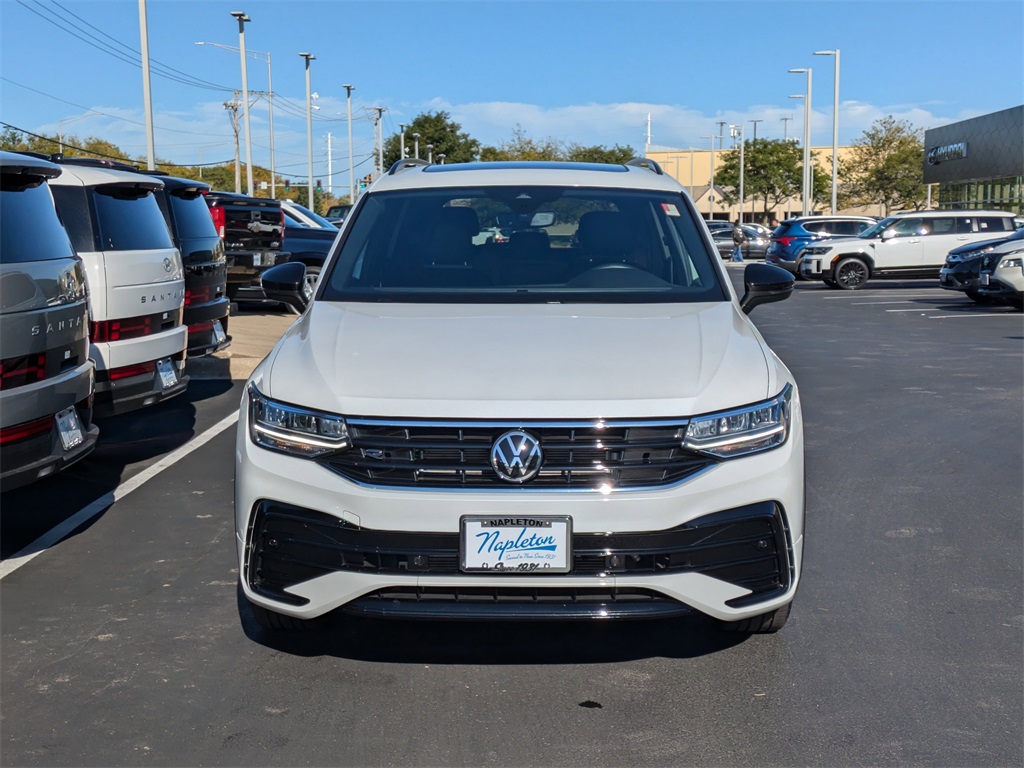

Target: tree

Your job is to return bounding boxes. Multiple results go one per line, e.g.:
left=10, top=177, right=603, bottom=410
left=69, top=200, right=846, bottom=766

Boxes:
left=838, top=116, right=926, bottom=215
left=714, top=138, right=828, bottom=219
left=383, top=111, right=480, bottom=168
left=480, top=126, right=563, bottom=161
left=565, top=143, right=636, bottom=164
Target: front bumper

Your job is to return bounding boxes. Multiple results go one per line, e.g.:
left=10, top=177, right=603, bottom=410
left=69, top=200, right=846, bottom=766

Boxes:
left=235, top=394, right=805, bottom=623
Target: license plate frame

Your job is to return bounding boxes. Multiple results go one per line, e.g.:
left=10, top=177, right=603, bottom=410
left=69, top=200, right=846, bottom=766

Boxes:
left=212, top=319, right=227, bottom=345
left=460, top=516, right=572, bottom=574
left=156, top=358, right=178, bottom=390
left=55, top=406, right=84, bottom=451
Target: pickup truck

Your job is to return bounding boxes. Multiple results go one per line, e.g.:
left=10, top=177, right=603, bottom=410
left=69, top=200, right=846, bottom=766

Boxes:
left=202, top=191, right=289, bottom=301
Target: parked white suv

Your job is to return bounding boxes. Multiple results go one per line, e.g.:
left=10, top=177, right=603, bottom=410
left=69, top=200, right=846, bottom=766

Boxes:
left=48, top=159, right=188, bottom=415
left=236, top=159, right=804, bottom=636
left=799, top=210, right=1016, bottom=289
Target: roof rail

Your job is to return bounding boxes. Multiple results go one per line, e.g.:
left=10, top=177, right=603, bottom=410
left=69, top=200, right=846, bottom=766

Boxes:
left=625, top=157, right=663, bottom=175
left=49, top=154, right=141, bottom=172
left=387, top=157, right=431, bottom=175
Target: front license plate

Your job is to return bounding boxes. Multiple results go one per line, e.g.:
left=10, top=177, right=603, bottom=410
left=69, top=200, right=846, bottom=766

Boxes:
left=55, top=406, right=84, bottom=451
left=212, top=319, right=227, bottom=345
left=156, top=358, right=178, bottom=389
left=252, top=252, right=262, bottom=267
left=460, top=516, right=572, bottom=573
left=981, top=273, right=991, bottom=286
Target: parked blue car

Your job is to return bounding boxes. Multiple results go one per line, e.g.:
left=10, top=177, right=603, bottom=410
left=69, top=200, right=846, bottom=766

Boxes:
left=766, top=215, right=877, bottom=274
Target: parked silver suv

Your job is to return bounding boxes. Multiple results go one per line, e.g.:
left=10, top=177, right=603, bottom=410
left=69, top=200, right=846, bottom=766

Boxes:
left=0, top=152, right=99, bottom=490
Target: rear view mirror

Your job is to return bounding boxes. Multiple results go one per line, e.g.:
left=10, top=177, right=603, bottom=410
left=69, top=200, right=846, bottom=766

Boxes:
left=530, top=212, right=555, bottom=227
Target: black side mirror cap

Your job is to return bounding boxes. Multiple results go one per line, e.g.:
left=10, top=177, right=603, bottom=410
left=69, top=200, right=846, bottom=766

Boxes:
left=261, top=262, right=310, bottom=313
left=739, top=263, right=794, bottom=315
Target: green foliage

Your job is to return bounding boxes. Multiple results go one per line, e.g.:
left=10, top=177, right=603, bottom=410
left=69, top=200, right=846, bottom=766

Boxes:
left=714, top=138, right=829, bottom=217
left=383, top=111, right=481, bottom=168
left=838, top=116, right=926, bottom=215
left=565, top=143, right=636, bottom=164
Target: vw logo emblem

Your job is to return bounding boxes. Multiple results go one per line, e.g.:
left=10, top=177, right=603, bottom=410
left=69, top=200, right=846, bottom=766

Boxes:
left=490, top=430, right=543, bottom=483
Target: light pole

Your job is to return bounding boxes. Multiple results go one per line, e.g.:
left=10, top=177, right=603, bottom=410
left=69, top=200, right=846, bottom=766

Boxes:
left=700, top=135, right=716, bottom=220
left=399, top=123, right=406, bottom=159
left=300, top=52, right=315, bottom=207
left=342, top=84, right=355, bottom=202
left=427, top=144, right=434, bottom=163
left=730, top=124, right=745, bottom=224
left=788, top=94, right=805, bottom=218
left=781, top=116, right=792, bottom=141
left=789, top=67, right=812, bottom=216
left=749, top=118, right=763, bottom=141
left=814, top=49, right=840, bottom=214
left=57, top=113, right=91, bottom=153
left=412, top=133, right=420, bottom=160
left=138, top=0, right=156, bottom=169
left=196, top=42, right=275, bottom=197
left=230, top=11, right=255, bottom=196
left=437, top=153, right=446, bottom=165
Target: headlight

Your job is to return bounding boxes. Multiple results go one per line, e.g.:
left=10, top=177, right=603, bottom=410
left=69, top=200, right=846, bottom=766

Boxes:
left=803, top=246, right=832, bottom=256
left=998, top=257, right=1023, bottom=269
left=683, top=385, right=793, bottom=458
left=248, top=384, right=350, bottom=457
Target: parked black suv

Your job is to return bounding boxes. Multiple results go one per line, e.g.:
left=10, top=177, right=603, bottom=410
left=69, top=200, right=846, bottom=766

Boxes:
left=0, top=152, right=99, bottom=490
left=202, top=191, right=288, bottom=301
left=939, top=226, right=1024, bottom=304
left=137, top=172, right=231, bottom=356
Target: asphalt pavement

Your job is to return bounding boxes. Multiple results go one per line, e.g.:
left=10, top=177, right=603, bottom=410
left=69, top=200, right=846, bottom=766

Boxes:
left=186, top=306, right=296, bottom=381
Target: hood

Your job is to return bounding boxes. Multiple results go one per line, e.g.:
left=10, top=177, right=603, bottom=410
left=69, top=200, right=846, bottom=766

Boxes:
left=257, top=302, right=777, bottom=420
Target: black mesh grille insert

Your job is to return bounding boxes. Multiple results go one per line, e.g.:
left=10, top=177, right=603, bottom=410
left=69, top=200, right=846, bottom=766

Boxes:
left=317, top=418, right=715, bottom=490
left=245, top=500, right=793, bottom=609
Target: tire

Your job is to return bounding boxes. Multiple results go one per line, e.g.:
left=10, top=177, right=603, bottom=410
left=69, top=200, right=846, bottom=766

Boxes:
left=303, top=264, right=322, bottom=295
left=717, top=601, right=792, bottom=634
left=965, top=290, right=994, bottom=305
left=833, top=257, right=870, bottom=290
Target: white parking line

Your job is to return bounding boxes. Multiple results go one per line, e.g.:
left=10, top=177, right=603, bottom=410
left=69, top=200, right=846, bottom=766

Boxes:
left=929, top=313, right=1023, bottom=319
left=885, top=308, right=938, bottom=312
left=0, top=410, right=240, bottom=581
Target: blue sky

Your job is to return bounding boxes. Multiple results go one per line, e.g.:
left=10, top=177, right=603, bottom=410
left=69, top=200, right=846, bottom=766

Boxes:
left=2, top=0, right=1022, bottom=190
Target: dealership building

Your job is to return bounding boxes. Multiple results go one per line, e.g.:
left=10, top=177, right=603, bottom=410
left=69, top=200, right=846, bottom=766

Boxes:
left=923, top=105, right=1023, bottom=213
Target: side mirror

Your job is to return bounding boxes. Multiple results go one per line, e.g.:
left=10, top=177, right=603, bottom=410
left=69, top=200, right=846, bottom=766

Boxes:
left=739, top=263, right=794, bottom=315
left=261, top=262, right=310, bottom=313
left=880, top=228, right=897, bottom=240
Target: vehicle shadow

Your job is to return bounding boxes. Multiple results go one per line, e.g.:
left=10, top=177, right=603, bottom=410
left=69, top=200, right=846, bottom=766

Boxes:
left=0, top=380, right=236, bottom=559
left=237, top=592, right=752, bottom=663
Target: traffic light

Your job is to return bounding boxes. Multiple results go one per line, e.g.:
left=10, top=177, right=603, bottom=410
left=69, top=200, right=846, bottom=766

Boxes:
left=284, top=179, right=291, bottom=191
left=316, top=179, right=322, bottom=191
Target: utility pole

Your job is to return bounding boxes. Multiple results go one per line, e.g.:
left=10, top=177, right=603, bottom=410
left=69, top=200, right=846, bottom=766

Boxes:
left=327, top=132, right=333, bottom=195
left=138, top=0, right=155, bottom=169
left=224, top=92, right=241, bottom=193
left=372, top=107, right=385, bottom=177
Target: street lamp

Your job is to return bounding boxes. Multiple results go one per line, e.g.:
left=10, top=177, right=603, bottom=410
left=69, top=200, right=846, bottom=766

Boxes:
left=814, top=49, right=840, bottom=214
left=343, top=84, right=355, bottom=202
left=230, top=11, right=254, bottom=196
left=730, top=124, right=745, bottom=224
left=789, top=66, right=812, bottom=216
left=399, top=123, right=406, bottom=159
left=412, top=133, right=420, bottom=160
left=196, top=42, right=275, bottom=197
left=749, top=119, right=763, bottom=141
left=57, top=113, right=92, bottom=153
left=437, top=153, right=446, bottom=165
left=427, top=144, right=433, bottom=163
left=700, top=134, right=717, bottom=220
left=300, top=52, right=316, bottom=207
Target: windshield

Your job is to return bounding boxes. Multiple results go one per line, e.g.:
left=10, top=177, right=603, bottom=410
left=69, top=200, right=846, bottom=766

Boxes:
left=858, top=217, right=898, bottom=239
left=290, top=202, right=336, bottom=228
left=318, top=185, right=727, bottom=304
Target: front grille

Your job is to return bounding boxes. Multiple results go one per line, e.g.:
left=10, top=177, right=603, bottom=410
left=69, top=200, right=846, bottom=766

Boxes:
left=245, top=500, right=793, bottom=611
left=319, top=419, right=715, bottom=490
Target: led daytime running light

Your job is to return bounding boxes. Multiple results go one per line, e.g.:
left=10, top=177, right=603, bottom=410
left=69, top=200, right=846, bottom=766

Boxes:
left=248, top=384, right=350, bottom=457
left=684, top=385, right=793, bottom=459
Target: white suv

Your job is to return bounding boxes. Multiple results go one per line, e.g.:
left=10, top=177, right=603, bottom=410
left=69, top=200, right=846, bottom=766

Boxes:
left=236, top=159, right=804, bottom=635
left=799, top=210, right=1016, bottom=289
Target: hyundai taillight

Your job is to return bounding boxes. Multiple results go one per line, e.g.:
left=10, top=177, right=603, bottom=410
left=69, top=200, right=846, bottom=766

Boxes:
left=91, top=317, right=154, bottom=343
left=776, top=236, right=795, bottom=247
left=0, top=353, right=47, bottom=390
left=184, top=285, right=213, bottom=308
left=0, top=416, right=52, bottom=445
left=108, top=361, right=156, bottom=381
left=210, top=206, right=226, bottom=239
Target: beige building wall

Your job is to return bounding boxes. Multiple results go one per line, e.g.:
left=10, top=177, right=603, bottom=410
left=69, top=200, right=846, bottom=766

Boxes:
left=645, top=145, right=886, bottom=222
